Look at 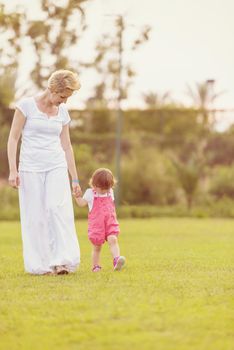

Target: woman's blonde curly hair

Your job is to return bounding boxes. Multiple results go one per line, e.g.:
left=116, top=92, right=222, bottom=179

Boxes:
left=48, top=70, right=81, bottom=93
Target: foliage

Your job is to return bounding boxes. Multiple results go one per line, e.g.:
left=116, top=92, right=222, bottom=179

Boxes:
left=186, top=80, right=223, bottom=127
left=27, top=0, right=87, bottom=90
left=121, top=145, right=178, bottom=205
left=0, top=4, right=23, bottom=114
left=170, top=146, right=206, bottom=209
left=70, top=108, right=206, bottom=145
left=0, top=0, right=88, bottom=94
left=72, top=143, right=110, bottom=190
left=0, top=3, right=24, bottom=72
left=2, top=190, right=234, bottom=220
left=82, top=16, right=151, bottom=108
left=2, top=106, right=234, bottom=209
left=0, top=125, right=12, bottom=178
left=0, top=69, right=16, bottom=111
left=209, top=165, right=234, bottom=199
left=0, top=185, right=20, bottom=220
left=142, top=91, right=172, bottom=108
left=205, top=132, right=234, bottom=166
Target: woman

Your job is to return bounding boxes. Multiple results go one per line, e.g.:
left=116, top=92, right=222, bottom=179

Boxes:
left=7, top=70, right=81, bottom=275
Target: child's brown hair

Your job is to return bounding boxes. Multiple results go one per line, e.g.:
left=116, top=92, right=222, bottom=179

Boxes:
left=89, top=168, right=116, bottom=190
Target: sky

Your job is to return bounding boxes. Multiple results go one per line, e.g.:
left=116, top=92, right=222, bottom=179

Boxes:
left=2, top=0, right=234, bottom=128
left=85, top=0, right=234, bottom=107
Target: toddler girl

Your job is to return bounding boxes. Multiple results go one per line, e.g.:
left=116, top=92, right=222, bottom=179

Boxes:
left=75, top=168, right=126, bottom=272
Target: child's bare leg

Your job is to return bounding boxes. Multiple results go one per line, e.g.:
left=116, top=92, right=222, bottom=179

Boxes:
left=107, top=235, right=125, bottom=271
left=92, top=244, right=102, bottom=267
left=107, top=235, right=120, bottom=259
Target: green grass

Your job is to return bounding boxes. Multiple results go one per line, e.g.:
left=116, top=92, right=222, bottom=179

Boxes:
left=0, top=219, right=234, bottom=350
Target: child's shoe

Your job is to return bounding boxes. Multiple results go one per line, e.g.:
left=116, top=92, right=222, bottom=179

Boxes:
left=113, top=256, right=126, bottom=271
left=92, top=265, right=102, bottom=272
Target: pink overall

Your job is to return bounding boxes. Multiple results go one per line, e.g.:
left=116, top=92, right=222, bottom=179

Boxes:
left=88, top=191, right=120, bottom=245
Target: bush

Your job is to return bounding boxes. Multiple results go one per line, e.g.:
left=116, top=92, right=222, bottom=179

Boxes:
left=210, top=166, right=234, bottom=199
left=121, top=146, right=178, bottom=205
left=0, top=185, right=20, bottom=220
left=1, top=186, right=234, bottom=220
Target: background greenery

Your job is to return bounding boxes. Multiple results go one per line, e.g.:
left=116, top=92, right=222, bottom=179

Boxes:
left=1, top=107, right=234, bottom=219
left=1, top=0, right=234, bottom=217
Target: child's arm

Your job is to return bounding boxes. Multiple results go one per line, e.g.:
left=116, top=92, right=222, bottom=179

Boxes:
left=75, top=196, right=88, bottom=207
left=74, top=188, right=92, bottom=208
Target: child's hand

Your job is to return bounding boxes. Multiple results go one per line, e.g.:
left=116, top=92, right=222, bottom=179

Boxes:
left=72, top=183, right=82, bottom=198
left=73, top=191, right=83, bottom=198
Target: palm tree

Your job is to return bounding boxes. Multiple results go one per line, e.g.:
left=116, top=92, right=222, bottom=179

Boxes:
left=187, top=80, right=223, bottom=127
left=170, top=141, right=206, bottom=210
left=143, top=91, right=171, bottom=108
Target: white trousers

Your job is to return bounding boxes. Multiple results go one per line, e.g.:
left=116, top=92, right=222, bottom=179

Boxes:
left=18, top=167, right=80, bottom=274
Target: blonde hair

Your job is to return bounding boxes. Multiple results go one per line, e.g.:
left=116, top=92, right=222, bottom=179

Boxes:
left=48, top=70, right=81, bottom=93
left=89, top=168, right=116, bottom=190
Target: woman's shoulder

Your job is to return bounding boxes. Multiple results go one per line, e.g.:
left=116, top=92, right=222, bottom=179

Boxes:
left=16, top=96, right=34, bottom=106
left=15, top=96, right=34, bottom=117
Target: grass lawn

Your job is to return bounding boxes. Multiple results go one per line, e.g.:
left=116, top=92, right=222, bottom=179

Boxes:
left=0, top=218, right=234, bottom=350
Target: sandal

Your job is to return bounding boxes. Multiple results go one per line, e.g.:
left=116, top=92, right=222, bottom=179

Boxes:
left=55, top=265, right=69, bottom=275
left=92, top=265, right=102, bottom=272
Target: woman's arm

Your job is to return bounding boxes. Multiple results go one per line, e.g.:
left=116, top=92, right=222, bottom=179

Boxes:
left=7, top=109, right=26, bottom=188
left=60, top=124, right=81, bottom=196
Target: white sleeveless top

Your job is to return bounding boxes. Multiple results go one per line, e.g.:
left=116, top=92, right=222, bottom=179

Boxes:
left=16, top=97, right=71, bottom=172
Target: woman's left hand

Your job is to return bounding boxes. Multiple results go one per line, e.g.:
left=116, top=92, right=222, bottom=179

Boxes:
left=72, top=182, right=82, bottom=198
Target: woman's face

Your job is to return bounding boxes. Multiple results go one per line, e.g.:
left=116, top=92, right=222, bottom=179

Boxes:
left=50, top=88, right=73, bottom=106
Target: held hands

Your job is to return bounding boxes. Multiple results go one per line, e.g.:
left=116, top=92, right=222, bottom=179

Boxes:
left=71, top=179, right=88, bottom=207
left=8, top=171, right=20, bottom=189
left=72, top=180, right=82, bottom=198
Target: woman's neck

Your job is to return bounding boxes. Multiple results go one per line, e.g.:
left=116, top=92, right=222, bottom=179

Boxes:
left=36, top=90, right=53, bottom=108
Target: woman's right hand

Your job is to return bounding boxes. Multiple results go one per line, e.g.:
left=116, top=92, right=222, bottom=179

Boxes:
left=8, top=171, right=20, bottom=189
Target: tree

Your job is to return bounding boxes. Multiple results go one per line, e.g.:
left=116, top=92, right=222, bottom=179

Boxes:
left=0, top=68, right=17, bottom=125
left=170, top=142, right=206, bottom=209
left=122, top=145, right=177, bottom=205
left=210, top=165, right=234, bottom=199
left=0, top=3, right=24, bottom=73
left=83, top=16, right=151, bottom=108
left=142, top=91, right=172, bottom=108
left=186, top=80, right=223, bottom=127
left=0, top=0, right=88, bottom=97
left=0, top=3, right=24, bottom=113
left=27, top=0, right=88, bottom=90
left=0, top=0, right=89, bottom=179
